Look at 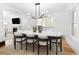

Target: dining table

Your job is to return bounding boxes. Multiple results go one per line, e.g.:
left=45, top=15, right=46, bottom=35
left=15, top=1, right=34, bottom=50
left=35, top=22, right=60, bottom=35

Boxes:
left=15, top=30, right=62, bottom=36
left=14, top=30, right=62, bottom=55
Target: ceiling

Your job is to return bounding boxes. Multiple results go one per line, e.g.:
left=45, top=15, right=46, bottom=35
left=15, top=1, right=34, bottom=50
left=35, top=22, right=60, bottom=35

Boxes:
left=0, top=3, right=76, bottom=15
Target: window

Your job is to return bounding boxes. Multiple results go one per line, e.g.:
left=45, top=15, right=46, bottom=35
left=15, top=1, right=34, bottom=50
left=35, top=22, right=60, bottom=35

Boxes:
left=73, top=10, right=78, bottom=40
left=37, top=17, right=53, bottom=27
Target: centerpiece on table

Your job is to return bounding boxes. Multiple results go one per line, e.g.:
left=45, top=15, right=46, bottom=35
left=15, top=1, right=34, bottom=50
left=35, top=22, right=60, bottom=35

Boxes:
left=38, top=26, right=43, bottom=33
left=32, top=26, right=37, bottom=32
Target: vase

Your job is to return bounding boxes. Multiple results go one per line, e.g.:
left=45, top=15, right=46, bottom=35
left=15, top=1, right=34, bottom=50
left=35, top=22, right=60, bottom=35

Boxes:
left=33, top=27, right=37, bottom=32
left=38, top=26, right=43, bottom=33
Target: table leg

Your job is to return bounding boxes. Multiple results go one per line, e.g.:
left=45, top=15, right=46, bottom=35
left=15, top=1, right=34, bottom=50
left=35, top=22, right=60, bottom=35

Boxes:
left=14, top=36, right=16, bottom=49
left=60, top=37, right=62, bottom=51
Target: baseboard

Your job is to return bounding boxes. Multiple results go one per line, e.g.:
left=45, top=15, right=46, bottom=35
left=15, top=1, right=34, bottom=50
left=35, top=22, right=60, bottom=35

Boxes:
left=0, top=41, right=5, bottom=46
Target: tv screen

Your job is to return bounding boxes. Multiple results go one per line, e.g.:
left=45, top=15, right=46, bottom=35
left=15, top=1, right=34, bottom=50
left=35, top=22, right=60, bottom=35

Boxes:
left=12, top=18, right=20, bottom=24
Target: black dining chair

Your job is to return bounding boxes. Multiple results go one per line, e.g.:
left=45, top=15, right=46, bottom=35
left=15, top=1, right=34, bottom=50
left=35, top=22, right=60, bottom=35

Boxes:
left=26, top=34, right=37, bottom=52
left=37, top=35, right=50, bottom=55
left=14, top=33, right=26, bottom=50
left=48, top=36, right=62, bottom=55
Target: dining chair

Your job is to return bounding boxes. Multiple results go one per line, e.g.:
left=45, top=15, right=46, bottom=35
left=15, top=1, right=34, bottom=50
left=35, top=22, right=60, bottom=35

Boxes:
left=37, top=35, right=50, bottom=55
left=26, top=34, right=37, bottom=52
left=48, top=36, right=62, bottom=55
left=14, top=33, right=26, bottom=50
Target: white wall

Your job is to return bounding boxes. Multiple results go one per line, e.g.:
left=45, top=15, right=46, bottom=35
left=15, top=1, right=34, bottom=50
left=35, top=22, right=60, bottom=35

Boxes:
left=3, top=10, right=36, bottom=33
left=49, top=11, right=72, bottom=37
left=0, top=8, right=5, bottom=42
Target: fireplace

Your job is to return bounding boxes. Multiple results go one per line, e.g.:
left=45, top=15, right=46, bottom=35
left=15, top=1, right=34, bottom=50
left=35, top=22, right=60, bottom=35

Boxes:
left=12, top=18, right=21, bottom=33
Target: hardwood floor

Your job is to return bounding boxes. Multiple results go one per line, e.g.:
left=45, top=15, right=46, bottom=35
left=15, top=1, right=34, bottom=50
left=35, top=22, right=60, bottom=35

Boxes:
left=0, top=39, right=76, bottom=55
left=63, top=39, right=76, bottom=55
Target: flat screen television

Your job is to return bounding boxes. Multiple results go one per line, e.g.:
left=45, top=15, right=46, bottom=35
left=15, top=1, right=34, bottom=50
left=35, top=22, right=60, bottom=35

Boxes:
left=12, top=18, right=20, bottom=24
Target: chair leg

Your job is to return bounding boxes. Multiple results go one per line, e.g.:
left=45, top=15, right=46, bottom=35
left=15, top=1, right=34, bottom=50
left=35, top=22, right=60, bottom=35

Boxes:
left=56, top=39, right=58, bottom=55
left=47, top=44, right=48, bottom=55
left=26, top=38, right=27, bottom=51
left=38, top=44, right=39, bottom=54
left=47, top=40, right=48, bottom=55
left=60, top=42, right=62, bottom=51
left=33, top=42, right=34, bottom=52
left=50, top=39, right=51, bottom=51
left=21, top=38, right=23, bottom=50
left=32, top=39, right=34, bottom=52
